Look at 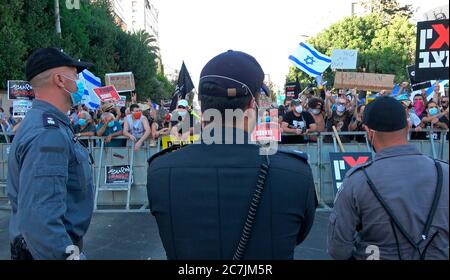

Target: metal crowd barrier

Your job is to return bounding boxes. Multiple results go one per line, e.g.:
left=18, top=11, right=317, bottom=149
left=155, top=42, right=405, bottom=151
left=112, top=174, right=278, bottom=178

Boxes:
left=0, top=130, right=448, bottom=212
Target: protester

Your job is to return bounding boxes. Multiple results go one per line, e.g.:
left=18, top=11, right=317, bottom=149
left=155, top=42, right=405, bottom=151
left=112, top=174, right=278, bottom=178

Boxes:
left=349, top=104, right=367, bottom=143
left=96, top=112, right=124, bottom=147
left=281, top=99, right=317, bottom=144
left=74, top=110, right=96, bottom=147
left=413, top=93, right=427, bottom=119
left=123, top=104, right=152, bottom=150
left=417, top=101, right=449, bottom=141
left=307, top=97, right=326, bottom=142
left=170, top=99, right=195, bottom=139
left=325, top=95, right=353, bottom=143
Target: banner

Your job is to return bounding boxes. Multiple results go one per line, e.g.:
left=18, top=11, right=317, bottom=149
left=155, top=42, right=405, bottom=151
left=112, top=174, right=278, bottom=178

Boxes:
left=105, top=72, right=135, bottom=93
left=329, top=152, right=373, bottom=195
left=415, top=19, right=449, bottom=81
left=161, top=135, right=200, bottom=150
left=105, top=165, right=133, bottom=185
left=117, top=95, right=127, bottom=107
left=331, top=49, right=358, bottom=69
left=407, top=65, right=432, bottom=91
left=12, top=100, right=33, bottom=119
left=7, top=80, right=34, bottom=100
left=285, top=82, right=299, bottom=99
left=334, top=72, right=395, bottom=92
left=79, top=70, right=102, bottom=110
left=93, top=86, right=121, bottom=102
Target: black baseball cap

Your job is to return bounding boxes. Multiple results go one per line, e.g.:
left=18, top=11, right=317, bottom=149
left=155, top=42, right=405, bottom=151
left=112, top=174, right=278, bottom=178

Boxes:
left=25, top=47, right=94, bottom=81
left=363, top=96, right=407, bottom=132
left=199, top=50, right=264, bottom=98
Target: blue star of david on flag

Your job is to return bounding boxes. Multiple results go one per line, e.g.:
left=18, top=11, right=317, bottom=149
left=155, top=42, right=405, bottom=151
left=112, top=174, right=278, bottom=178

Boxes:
left=289, top=42, right=331, bottom=77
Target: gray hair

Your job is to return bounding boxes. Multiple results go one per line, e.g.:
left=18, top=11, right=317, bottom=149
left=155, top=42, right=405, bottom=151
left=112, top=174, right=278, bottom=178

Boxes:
left=79, top=111, right=91, bottom=120
left=101, top=112, right=115, bottom=120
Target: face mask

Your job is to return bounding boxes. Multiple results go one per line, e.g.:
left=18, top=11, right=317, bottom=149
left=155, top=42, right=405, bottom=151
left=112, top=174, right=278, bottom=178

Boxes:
left=108, top=121, right=115, bottom=128
left=178, top=111, right=187, bottom=117
left=414, top=101, right=425, bottom=115
left=337, top=105, right=346, bottom=113
left=265, top=116, right=271, bottom=123
left=78, top=119, right=87, bottom=126
left=295, top=106, right=303, bottom=114
left=62, top=75, right=85, bottom=106
left=310, top=109, right=321, bottom=115
left=429, top=108, right=439, bottom=116
left=133, top=112, right=142, bottom=120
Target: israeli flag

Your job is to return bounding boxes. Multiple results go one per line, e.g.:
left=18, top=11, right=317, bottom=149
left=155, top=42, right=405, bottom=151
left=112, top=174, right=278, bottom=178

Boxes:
left=289, top=42, right=331, bottom=77
left=79, top=70, right=102, bottom=110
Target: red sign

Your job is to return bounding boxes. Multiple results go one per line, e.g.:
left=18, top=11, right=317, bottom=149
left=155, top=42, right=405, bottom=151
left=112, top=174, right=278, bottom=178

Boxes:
left=93, top=86, right=121, bottom=102
left=343, top=156, right=370, bottom=167
left=251, top=123, right=281, bottom=142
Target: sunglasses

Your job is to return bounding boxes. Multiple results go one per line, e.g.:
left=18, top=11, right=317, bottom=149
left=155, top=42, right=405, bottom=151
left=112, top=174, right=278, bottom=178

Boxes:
left=177, top=106, right=186, bottom=109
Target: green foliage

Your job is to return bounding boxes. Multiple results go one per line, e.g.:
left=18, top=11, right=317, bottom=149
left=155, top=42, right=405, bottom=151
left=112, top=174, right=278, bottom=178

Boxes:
left=286, top=14, right=416, bottom=87
left=0, top=0, right=172, bottom=101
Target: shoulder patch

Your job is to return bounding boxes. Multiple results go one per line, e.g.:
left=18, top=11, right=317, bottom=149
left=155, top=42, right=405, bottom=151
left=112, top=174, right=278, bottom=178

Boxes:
left=42, top=113, right=59, bottom=129
left=277, top=149, right=309, bottom=162
left=346, top=160, right=373, bottom=177
left=147, top=144, right=187, bottom=166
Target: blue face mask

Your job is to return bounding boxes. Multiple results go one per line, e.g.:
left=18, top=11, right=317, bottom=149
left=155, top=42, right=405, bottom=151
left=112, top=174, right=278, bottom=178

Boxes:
left=62, top=75, right=85, bottom=106
left=108, top=121, right=115, bottom=128
left=78, top=119, right=87, bottom=126
left=429, top=108, right=439, bottom=116
left=265, top=116, right=271, bottom=123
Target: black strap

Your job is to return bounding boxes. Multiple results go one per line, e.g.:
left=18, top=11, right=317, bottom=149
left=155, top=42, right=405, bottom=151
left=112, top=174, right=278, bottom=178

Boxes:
left=362, top=160, right=443, bottom=260
left=232, top=156, right=270, bottom=260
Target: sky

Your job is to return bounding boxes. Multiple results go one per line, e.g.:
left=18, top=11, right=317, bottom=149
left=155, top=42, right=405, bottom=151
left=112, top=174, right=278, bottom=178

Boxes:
left=153, top=0, right=448, bottom=92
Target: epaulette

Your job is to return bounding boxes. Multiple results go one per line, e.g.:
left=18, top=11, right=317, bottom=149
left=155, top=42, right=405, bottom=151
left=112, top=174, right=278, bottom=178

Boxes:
left=42, top=113, right=59, bottom=129
left=277, top=149, right=309, bottom=163
left=147, top=144, right=187, bottom=166
left=346, top=160, right=373, bottom=177
left=434, top=158, right=449, bottom=166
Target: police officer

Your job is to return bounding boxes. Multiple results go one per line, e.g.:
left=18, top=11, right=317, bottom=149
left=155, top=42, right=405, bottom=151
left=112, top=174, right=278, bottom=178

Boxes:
left=147, top=50, right=317, bottom=260
left=328, top=96, right=449, bottom=260
left=7, top=48, right=95, bottom=260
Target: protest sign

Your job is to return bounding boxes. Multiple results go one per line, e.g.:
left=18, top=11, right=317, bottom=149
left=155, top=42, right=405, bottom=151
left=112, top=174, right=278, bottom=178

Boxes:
left=117, top=95, right=127, bottom=107
left=285, top=82, right=299, bottom=99
left=251, top=122, right=281, bottom=142
left=334, top=72, right=395, bottom=92
left=105, top=165, right=133, bottom=185
left=331, top=49, right=358, bottom=69
left=407, top=65, right=432, bottom=91
left=105, top=72, right=135, bottom=93
left=161, top=135, right=200, bottom=150
left=93, top=86, right=121, bottom=102
left=329, top=153, right=373, bottom=195
left=415, top=19, right=449, bottom=81
left=12, top=100, right=33, bottom=119
left=7, top=80, right=34, bottom=100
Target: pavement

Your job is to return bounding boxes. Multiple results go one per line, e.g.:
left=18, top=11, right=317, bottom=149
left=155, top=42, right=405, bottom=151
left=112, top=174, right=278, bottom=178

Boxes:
left=0, top=209, right=331, bottom=260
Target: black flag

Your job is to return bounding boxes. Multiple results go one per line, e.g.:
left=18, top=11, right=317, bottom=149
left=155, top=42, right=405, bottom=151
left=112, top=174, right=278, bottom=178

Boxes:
left=170, top=62, right=195, bottom=111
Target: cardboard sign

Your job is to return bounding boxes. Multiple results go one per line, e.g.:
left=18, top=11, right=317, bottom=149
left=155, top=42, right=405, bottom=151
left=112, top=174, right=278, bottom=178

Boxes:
left=105, top=72, right=135, bottom=93
left=329, top=152, right=373, bottom=195
left=161, top=135, right=200, bottom=150
left=334, top=72, right=395, bottom=92
left=407, top=65, right=432, bottom=91
left=93, top=86, right=121, bottom=102
left=285, top=82, right=299, bottom=99
left=105, top=165, right=133, bottom=185
left=117, top=95, right=127, bottom=107
left=12, top=100, right=33, bottom=119
left=331, top=49, right=358, bottom=69
left=415, top=19, right=449, bottom=81
left=423, top=5, right=449, bottom=21
left=7, top=80, right=34, bottom=100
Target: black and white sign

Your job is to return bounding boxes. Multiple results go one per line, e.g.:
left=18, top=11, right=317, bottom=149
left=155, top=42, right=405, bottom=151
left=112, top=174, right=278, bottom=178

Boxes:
left=12, top=100, right=33, bottom=119
left=415, top=19, right=449, bottom=81
left=407, top=65, right=432, bottom=91
left=329, top=153, right=373, bottom=195
left=7, top=80, right=34, bottom=100
left=105, top=165, right=133, bottom=185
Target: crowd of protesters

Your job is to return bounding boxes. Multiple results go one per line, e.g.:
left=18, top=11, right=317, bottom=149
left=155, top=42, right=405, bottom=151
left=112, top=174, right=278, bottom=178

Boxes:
left=276, top=81, right=449, bottom=144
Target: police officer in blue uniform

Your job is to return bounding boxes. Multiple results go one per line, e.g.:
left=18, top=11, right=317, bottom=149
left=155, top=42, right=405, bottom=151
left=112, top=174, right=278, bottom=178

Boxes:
left=7, top=48, right=95, bottom=260
left=147, top=50, right=317, bottom=260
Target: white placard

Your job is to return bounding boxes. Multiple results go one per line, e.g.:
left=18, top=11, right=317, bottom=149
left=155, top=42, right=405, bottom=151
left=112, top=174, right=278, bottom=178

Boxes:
left=13, top=100, right=33, bottom=119
left=331, top=49, right=358, bottom=69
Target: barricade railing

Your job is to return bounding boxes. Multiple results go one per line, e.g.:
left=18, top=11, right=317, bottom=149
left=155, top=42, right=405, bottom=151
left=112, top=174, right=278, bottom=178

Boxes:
left=0, top=129, right=448, bottom=212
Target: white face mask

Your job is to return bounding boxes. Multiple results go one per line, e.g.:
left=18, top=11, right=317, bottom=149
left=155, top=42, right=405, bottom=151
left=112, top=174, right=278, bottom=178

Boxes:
left=310, top=109, right=321, bottom=115
left=295, top=106, right=303, bottom=114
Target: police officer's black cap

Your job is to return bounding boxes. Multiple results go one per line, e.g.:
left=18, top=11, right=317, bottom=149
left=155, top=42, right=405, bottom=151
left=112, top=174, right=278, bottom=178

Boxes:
left=26, top=47, right=94, bottom=81
left=199, top=50, right=264, bottom=98
left=363, top=96, right=407, bottom=132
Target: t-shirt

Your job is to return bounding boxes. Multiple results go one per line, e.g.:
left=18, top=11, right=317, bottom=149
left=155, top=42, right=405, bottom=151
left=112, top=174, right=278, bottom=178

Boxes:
left=74, top=123, right=96, bottom=147
left=171, top=113, right=195, bottom=135
left=96, top=121, right=125, bottom=147
left=281, top=111, right=315, bottom=144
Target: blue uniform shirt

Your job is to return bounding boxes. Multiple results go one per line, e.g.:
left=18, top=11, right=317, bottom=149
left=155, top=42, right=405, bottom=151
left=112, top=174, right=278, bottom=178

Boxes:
left=7, top=100, right=94, bottom=260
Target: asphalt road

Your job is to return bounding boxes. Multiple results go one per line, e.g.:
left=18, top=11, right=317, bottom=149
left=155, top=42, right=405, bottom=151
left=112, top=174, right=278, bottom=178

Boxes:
left=0, top=209, right=331, bottom=260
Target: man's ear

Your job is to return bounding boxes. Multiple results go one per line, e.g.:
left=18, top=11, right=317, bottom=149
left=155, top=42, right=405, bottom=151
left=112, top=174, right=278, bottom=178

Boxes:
left=53, top=73, right=65, bottom=89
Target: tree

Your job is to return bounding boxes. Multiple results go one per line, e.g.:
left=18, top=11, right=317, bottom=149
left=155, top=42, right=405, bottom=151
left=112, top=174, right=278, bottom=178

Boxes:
left=361, top=0, right=415, bottom=21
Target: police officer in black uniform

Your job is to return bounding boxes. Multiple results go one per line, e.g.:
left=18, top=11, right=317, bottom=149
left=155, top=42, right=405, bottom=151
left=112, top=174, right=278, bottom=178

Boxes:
left=147, top=50, right=317, bottom=260
left=7, top=48, right=94, bottom=260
